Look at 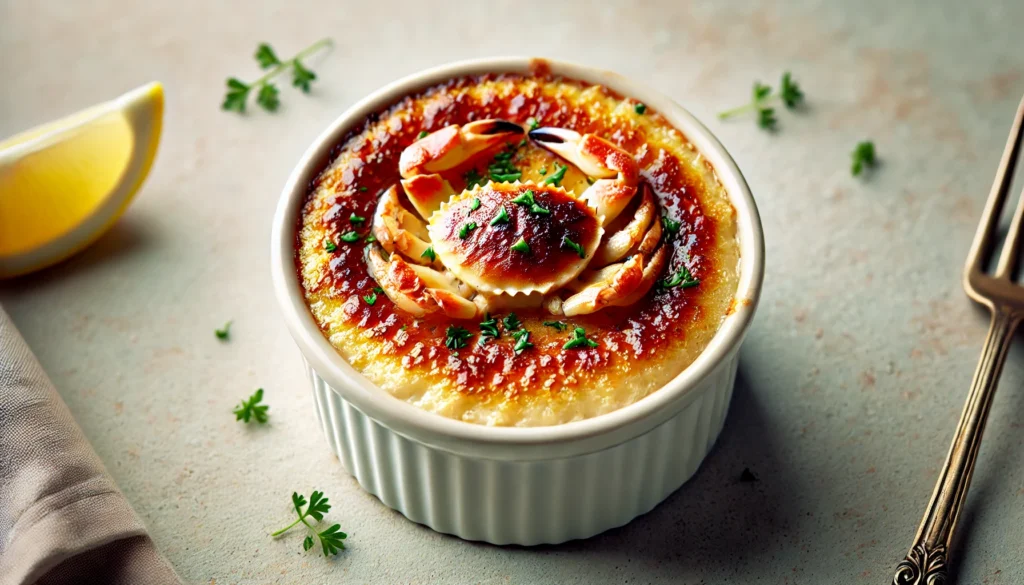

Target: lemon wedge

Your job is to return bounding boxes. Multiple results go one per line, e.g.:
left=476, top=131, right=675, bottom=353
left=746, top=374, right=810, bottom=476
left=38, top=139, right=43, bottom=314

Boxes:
left=0, top=82, right=163, bottom=278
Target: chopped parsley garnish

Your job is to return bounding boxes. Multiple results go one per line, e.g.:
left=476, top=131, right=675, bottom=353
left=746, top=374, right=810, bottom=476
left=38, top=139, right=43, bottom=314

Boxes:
left=458, top=222, right=478, bottom=239
left=488, top=150, right=522, bottom=183
left=469, top=198, right=481, bottom=214
left=373, top=287, right=384, bottom=294
left=417, top=130, right=429, bottom=139
left=464, top=169, right=486, bottom=189
left=510, top=237, right=531, bottom=254
left=757, top=108, right=777, bottom=130
left=538, top=167, right=548, bottom=175
left=527, top=117, right=540, bottom=131
left=365, top=233, right=377, bottom=243
left=479, top=313, right=500, bottom=344
left=490, top=206, right=510, bottom=225
left=339, top=231, right=360, bottom=243
left=512, top=329, right=533, bottom=355
left=543, top=164, right=568, bottom=186
left=510, top=189, right=550, bottom=215
left=661, top=215, right=681, bottom=235
left=660, top=265, right=700, bottom=289
left=502, top=313, right=522, bottom=331
left=349, top=213, right=366, bottom=225
left=543, top=321, right=568, bottom=331
left=215, top=321, right=232, bottom=340
left=358, top=186, right=368, bottom=192
left=444, top=326, right=472, bottom=350
left=233, top=388, right=269, bottom=423
left=421, top=246, right=436, bottom=262
left=563, top=327, right=599, bottom=350
left=634, top=102, right=647, bottom=115
left=851, top=141, right=877, bottom=176
left=562, top=236, right=585, bottom=258
left=362, top=293, right=377, bottom=305
left=323, top=237, right=337, bottom=252
left=518, top=138, right=527, bottom=148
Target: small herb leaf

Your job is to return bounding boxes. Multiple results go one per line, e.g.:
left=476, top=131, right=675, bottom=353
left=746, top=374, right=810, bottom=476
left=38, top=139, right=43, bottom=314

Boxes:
left=445, top=326, right=473, bottom=350
left=233, top=388, right=269, bottom=424
left=563, top=327, right=599, bottom=350
left=254, top=43, right=282, bottom=69
left=215, top=321, right=232, bottom=340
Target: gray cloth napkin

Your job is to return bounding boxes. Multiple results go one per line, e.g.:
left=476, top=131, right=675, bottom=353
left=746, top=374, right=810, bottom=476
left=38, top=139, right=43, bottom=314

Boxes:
left=0, top=306, right=181, bottom=585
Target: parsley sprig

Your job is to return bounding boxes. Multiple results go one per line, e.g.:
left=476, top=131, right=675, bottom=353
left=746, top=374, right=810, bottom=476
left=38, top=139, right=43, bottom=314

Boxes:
left=234, top=388, right=269, bottom=424
left=271, top=491, right=347, bottom=557
left=543, top=164, right=568, bottom=186
left=717, top=72, right=803, bottom=130
left=510, top=190, right=550, bottom=215
left=479, top=313, right=501, bottom=344
left=223, top=38, right=332, bottom=113
left=489, top=149, right=522, bottom=183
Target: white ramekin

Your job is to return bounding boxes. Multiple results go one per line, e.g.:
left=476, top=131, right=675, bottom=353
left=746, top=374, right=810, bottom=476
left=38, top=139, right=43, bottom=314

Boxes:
left=271, top=57, right=764, bottom=546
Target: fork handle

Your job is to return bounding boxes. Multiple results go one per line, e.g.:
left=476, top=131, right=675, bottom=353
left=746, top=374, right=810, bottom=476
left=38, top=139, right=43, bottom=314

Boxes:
left=891, top=308, right=1020, bottom=585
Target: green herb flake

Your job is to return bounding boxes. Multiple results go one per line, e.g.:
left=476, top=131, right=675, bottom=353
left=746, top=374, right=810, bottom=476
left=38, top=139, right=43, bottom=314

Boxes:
left=488, top=150, right=522, bottom=183
left=444, top=326, right=473, bottom=350
left=527, top=117, right=540, bottom=131
left=323, top=238, right=338, bottom=252
left=510, top=237, right=531, bottom=254
left=661, top=215, right=682, bottom=235
left=660, top=264, right=700, bottom=289
left=233, top=388, right=269, bottom=423
left=255, top=43, right=282, bottom=69
left=634, top=102, right=647, bottom=115
left=421, top=246, right=436, bottom=262
left=363, top=293, right=377, bottom=306
left=365, top=233, right=377, bottom=243
left=215, top=321, right=232, bottom=340
left=339, top=231, right=360, bottom=243
left=538, top=167, right=548, bottom=175
left=468, top=198, right=481, bottom=214
left=543, top=164, right=568, bottom=186
left=464, top=169, right=486, bottom=189
left=349, top=213, right=366, bottom=225
left=417, top=130, right=429, bottom=139
left=563, top=327, right=599, bottom=350
left=779, top=72, right=804, bottom=109
left=458, top=222, right=478, bottom=239
left=851, top=140, right=877, bottom=176
left=562, top=236, right=585, bottom=258
left=358, top=186, right=368, bottom=192
left=512, top=329, right=533, bottom=355
left=543, top=321, right=568, bottom=331
left=479, top=313, right=500, bottom=344
left=490, top=206, right=511, bottom=225
left=502, top=313, right=522, bottom=331
left=510, top=189, right=550, bottom=215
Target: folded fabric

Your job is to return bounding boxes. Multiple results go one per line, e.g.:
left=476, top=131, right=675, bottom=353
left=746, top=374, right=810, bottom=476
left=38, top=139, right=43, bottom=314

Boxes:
left=0, top=306, right=181, bottom=585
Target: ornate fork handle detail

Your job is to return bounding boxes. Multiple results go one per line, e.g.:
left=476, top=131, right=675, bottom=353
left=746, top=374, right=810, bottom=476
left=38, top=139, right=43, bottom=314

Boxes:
left=891, top=309, right=1019, bottom=585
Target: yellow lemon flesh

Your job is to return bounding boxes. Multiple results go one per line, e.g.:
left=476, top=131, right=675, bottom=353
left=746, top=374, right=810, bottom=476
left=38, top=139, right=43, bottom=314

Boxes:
left=0, top=82, right=163, bottom=277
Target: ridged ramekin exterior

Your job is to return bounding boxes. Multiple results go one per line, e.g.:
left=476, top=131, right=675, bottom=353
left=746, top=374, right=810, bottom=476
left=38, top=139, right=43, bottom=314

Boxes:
left=307, top=352, right=738, bottom=546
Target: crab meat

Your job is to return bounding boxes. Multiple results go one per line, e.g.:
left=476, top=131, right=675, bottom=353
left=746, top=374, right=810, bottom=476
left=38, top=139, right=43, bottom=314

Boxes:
left=528, top=127, right=640, bottom=226
left=400, top=119, right=523, bottom=218
left=366, top=246, right=478, bottom=319
left=371, top=185, right=434, bottom=264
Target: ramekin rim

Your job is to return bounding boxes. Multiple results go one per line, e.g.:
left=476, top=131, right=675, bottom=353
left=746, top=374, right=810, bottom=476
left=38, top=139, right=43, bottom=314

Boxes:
left=271, top=56, right=764, bottom=458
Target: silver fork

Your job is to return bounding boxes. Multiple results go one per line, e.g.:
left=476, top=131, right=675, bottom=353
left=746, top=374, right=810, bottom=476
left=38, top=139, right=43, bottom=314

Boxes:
left=890, top=96, right=1024, bottom=585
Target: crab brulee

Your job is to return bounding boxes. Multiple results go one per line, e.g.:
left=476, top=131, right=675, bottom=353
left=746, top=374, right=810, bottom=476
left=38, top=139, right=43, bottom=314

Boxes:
left=297, top=73, right=740, bottom=427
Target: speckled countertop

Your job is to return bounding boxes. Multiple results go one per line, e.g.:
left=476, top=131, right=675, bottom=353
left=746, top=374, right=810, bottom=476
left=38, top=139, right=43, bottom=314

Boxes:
left=3, top=0, right=1024, bottom=583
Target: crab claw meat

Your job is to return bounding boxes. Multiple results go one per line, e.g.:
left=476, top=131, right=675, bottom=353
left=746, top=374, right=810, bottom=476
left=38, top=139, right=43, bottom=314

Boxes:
left=400, top=174, right=456, bottom=223
left=593, top=185, right=657, bottom=266
left=529, top=127, right=639, bottom=225
left=400, top=119, right=524, bottom=178
left=372, top=185, right=435, bottom=263
left=366, top=245, right=479, bottom=319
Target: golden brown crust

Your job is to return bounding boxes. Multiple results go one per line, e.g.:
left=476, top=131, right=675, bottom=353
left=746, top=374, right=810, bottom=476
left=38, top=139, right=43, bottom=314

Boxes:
left=296, top=73, right=740, bottom=425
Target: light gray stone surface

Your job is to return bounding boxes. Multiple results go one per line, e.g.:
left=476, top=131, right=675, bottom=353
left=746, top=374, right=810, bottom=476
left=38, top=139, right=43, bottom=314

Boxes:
left=3, top=0, right=1024, bottom=582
